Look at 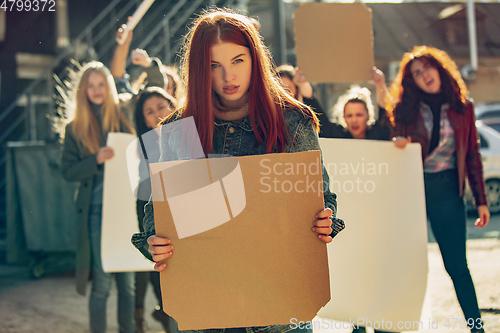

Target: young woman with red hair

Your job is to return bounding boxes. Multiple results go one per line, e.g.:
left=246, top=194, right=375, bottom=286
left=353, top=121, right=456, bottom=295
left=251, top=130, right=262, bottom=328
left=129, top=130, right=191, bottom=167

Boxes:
left=131, top=8, right=341, bottom=333
left=388, top=46, right=489, bottom=333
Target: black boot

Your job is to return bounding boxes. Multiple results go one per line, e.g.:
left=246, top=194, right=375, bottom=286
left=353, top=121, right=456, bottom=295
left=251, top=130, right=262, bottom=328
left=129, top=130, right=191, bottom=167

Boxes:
left=152, top=305, right=171, bottom=333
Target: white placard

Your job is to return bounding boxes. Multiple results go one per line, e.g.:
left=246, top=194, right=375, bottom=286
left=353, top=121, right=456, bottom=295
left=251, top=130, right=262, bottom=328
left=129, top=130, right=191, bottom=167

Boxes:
left=318, top=139, right=429, bottom=332
left=101, top=132, right=154, bottom=272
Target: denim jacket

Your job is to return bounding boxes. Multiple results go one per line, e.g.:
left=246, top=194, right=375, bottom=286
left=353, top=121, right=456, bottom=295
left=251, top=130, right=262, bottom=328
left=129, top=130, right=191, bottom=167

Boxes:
left=131, top=108, right=337, bottom=333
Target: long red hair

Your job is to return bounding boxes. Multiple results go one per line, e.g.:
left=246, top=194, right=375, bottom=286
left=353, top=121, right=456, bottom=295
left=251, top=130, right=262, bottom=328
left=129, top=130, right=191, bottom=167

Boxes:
left=173, top=8, right=318, bottom=155
left=386, top=46, right=469, bottom=126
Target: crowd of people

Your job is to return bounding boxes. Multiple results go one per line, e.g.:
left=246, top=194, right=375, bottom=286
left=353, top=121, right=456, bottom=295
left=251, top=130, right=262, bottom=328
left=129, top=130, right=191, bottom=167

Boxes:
left=58, top=7, right=490, bottom=333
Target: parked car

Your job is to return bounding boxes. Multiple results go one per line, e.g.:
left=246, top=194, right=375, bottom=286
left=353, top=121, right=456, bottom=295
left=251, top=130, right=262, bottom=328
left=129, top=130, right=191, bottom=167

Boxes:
left=475, top=102, right=500, bottom=133
left=465, top=120, right=500, bottom=213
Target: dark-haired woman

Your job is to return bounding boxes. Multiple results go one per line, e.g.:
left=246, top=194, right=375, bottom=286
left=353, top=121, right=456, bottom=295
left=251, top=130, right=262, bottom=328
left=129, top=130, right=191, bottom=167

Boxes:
left=388, top=46, right=489, bottom=333
left=276, top=64, right=344, bottom=138
left=133, top=87, right=178, bottom=333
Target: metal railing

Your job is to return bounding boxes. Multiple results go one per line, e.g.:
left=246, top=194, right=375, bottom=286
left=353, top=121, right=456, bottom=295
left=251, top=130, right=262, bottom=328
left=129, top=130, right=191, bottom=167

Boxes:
left=0, top=0, right=239, bottom=224
left=0, top=0, right=134, bottom=196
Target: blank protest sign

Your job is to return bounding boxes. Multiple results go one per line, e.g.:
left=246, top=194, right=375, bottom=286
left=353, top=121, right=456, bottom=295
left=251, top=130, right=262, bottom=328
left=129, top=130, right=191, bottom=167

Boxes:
left=150, top=151, right=330, bottom=330
left=294, top=3, right=374, bottom=83
left=318, top=139, right=428, bottom=331
left=101, top=133, right=154, bottom=272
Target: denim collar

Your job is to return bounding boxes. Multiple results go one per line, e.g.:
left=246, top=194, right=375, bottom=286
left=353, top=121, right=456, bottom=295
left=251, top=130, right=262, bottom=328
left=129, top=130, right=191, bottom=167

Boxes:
left=214, top=116, right=254, bottom=132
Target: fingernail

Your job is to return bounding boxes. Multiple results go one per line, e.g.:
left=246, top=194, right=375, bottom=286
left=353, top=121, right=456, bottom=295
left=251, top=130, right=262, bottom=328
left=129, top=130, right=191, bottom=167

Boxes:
left=312, top=227, right=316, bottom=232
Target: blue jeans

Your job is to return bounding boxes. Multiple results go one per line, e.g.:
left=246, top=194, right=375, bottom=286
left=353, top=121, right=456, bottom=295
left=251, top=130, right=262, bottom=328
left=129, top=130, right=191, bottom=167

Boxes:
left=89, top=204, right=136, bottom=333
left=424, top=170, right=483, bottom=331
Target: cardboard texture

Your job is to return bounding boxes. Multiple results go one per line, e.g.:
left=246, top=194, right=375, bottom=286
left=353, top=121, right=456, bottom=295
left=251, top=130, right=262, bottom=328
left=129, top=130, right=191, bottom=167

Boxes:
left=294, top=3, right=374, bottom=83
left=101, top=133, right=154, bottom=272
left=149, top=150, right=331, bottom=330
left=318, top=139, right=428, bottom=332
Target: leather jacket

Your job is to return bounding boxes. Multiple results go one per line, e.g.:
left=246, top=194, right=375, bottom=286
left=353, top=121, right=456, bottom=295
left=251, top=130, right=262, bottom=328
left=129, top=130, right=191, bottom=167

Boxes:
left=391, top=101, right=487, bottom=206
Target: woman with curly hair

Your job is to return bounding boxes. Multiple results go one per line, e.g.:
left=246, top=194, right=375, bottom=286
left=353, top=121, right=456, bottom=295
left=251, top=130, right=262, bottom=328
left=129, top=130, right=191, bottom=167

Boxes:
left=388, top=46, right=489, bottom=333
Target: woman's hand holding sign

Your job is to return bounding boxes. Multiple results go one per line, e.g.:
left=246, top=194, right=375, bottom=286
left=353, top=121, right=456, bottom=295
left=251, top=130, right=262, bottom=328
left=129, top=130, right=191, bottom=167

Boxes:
left=148, top=235, right=173, bottom=272
left=313, top=208, right=334, bottom=243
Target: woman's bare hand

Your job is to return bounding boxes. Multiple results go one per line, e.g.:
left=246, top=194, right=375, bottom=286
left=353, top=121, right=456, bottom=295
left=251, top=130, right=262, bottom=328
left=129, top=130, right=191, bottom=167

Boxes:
left=131, top=49, right=152, bottom=68
left=96, top=147, right=114, bottom=164
left=313, top=208, right=334, bottom=243
left=476, top=205, right=490, bottom=228
left=393, top=136, right=411, bottom=149
left=147, top=235, right=174, bottom=272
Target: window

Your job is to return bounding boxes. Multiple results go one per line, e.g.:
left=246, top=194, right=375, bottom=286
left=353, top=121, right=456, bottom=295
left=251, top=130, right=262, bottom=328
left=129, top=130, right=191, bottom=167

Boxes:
left=479, top=133, right=489, bottom=149
left=488, top=123, right=500, bottom=134
left=477, top=110, right=500, bottom=120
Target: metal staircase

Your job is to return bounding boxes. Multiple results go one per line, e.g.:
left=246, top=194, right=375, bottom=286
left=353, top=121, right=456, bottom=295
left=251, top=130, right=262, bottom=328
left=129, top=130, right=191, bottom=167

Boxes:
left=0, top=0, right=239, bottom=261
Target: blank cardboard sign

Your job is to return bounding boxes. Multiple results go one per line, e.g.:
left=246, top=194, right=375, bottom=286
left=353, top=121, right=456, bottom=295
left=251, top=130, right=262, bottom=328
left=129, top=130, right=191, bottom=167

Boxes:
left=294, top=3, right=374, bottom=83
left=149, top=151, right=330, bottom=330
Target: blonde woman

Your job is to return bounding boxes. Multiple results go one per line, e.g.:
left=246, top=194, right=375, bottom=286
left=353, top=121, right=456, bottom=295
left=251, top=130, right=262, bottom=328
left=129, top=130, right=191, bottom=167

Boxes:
left=330, top=68, right=391, bottom=140
left=61, top=61, right=136, bottom=333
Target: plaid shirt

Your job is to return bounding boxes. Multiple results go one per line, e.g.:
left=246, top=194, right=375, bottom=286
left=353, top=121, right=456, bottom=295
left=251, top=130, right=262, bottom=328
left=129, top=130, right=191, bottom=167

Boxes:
left=421, top=103, right=457, bottom=173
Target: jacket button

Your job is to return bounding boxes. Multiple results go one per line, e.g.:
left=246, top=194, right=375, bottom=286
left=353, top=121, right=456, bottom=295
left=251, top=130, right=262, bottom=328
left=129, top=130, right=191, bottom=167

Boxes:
left=228, top=127, right=235, bottom=133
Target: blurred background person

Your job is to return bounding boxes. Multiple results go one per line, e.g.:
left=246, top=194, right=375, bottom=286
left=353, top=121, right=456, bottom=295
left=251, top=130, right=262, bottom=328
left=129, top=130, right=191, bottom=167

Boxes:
left=329, top=67, right=391, bottom=140
left=60, top=61, right=136, bottom=333
left=133, top=87, right=178, bottom=333
left=277, top=64, right=343, bottom=138
left=326, top=68, right=392, bottom=333
left=389, top=46, right=489, bottom=333
left=111, top=25, right=168, bottom=121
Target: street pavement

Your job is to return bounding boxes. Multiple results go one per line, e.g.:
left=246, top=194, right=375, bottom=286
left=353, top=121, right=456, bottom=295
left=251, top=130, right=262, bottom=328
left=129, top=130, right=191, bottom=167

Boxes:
left=0, top=214, right=499, bottom=333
